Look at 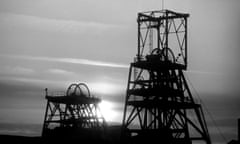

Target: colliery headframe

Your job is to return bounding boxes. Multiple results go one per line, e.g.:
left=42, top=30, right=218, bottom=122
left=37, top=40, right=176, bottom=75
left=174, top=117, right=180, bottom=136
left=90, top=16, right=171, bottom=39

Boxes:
left=42, top=9, right=211, bottom=144
left=42, top=83, right=106, bottom=141
left=121, top=9, right=211, bottom=144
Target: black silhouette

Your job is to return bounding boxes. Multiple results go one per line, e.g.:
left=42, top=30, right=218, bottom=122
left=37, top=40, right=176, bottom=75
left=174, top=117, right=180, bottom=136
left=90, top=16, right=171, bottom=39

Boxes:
left=42, top=83, right=107, bottom=143
left=121, top=10, right=211, bottom=144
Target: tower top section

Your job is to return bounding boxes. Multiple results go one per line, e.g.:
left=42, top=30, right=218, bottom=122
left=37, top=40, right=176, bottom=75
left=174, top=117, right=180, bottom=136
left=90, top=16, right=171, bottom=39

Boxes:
left=138, top=9, right=189, bottom=22
left=137, top=9, right=189, bottom=70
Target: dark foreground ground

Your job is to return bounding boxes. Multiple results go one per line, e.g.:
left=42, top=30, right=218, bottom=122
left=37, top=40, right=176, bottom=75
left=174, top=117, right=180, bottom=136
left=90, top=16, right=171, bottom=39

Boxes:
left=0, top=135, right=121, bottom=144
left=0, top=135, right=42, bottom=144
left=0, top=125, right=122, bottom=144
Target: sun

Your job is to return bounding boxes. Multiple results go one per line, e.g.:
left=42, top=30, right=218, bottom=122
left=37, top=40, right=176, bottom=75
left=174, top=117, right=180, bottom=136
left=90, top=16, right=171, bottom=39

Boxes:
left=89, top=82, right=121, bottom=122
left=98, top=100, right=118, bottom=122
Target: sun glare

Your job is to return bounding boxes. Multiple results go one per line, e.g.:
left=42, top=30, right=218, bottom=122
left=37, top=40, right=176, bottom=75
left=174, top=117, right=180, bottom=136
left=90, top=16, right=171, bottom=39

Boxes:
left=98, top=100, right=118, bottom=122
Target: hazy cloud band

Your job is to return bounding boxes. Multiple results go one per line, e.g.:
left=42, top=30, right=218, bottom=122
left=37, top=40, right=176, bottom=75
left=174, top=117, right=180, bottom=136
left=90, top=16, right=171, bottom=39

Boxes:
left=0, top=55, right=129, bottom=68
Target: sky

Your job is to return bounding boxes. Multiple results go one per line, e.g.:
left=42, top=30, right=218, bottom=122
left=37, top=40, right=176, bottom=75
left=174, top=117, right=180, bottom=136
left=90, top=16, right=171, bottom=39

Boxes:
left=0, top=0, right=240, bottom=143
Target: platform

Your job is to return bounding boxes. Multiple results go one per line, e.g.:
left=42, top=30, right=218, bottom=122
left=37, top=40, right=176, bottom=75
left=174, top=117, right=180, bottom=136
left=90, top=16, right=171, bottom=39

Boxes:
left=131, top=60, right=186, bottom=71
left=45, top=95, right=101, bottom=105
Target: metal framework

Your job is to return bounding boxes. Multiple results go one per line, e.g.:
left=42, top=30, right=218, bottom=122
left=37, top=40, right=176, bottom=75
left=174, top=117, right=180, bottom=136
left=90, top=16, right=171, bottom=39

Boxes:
left=137, top=10, right=188, bottom=69
left=122, top=10, right=211, bottom=144
left=42, top=83, right=106, bottom=139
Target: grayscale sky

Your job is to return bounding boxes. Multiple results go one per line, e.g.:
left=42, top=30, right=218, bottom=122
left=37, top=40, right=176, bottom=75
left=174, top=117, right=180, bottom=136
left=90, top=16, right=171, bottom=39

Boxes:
left=0, top=0, right=239, bottom=143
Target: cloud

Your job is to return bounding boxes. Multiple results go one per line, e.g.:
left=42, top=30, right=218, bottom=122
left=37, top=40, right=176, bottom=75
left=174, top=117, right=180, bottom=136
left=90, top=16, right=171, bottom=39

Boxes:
left=0, top=129, right=38, bottom=136
left=0, top=75, right=67, bottom=92
left=47, top=68, right=75, bottom=76
left=0, top=123, right=41, bottom=136
left=0, top=54, right=129, bottom=68
left=0, top=66, right=35, bottom=76
left=0, top=12, right=125, bottom=34
left=58, top=58, right=129, bottom=68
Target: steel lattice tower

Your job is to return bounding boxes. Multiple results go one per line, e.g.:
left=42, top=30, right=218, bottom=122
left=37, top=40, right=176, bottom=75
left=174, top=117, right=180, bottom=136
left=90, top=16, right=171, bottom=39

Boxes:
left=42, top=83, right=106, bottom=139
left=122, top=10, right=211, bottom=144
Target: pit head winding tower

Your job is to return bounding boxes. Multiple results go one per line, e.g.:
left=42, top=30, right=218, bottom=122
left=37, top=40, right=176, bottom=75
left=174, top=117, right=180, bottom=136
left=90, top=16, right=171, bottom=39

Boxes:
left=42, top=83, right=106, bottom=141
left=122, top=10, right=211, bottom=144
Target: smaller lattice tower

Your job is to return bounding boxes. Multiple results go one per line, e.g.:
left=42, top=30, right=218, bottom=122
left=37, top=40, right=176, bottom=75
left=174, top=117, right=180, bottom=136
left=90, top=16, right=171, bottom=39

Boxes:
left=122, top=10, right=211, bottom=144
left=42, top=83, right=106, bottom=140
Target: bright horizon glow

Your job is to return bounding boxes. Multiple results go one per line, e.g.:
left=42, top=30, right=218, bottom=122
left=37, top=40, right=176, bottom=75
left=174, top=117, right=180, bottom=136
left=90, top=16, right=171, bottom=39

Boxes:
left=98, top=100, right=118, bottom=122
left=89, top=82, right=120, bottom=95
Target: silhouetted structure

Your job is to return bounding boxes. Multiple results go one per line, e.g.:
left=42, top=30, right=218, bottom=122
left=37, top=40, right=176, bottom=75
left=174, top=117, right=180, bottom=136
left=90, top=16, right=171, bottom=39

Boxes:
left=42, top=83, right=106, bottom=141
left=122, top=10, right=211, bottom=144
left=239, top=119, right=240, bottom=143
left=228, top=118, right=240, bottom=144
